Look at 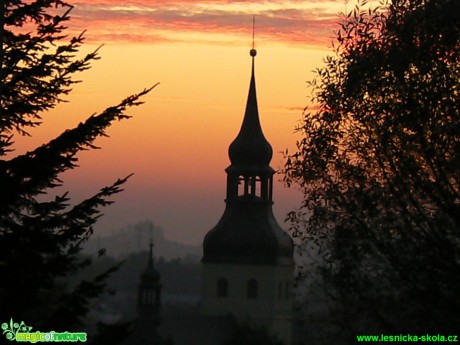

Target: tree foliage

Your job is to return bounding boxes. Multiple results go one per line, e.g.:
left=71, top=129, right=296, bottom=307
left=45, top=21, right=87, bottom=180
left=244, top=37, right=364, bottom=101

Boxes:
left=285, top=0, right=459, bottom=337
left=0, top=0, right=155, bottom=331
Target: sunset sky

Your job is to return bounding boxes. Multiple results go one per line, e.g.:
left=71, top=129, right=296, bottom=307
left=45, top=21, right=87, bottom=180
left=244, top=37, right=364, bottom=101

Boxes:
left=15, top=0, right=349, bottom=245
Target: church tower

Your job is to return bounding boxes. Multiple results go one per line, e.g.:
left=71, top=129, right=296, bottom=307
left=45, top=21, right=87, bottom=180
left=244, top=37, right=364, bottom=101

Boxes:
left=201, top=45, right=294, bottom=344
left=137, top=240, right=162, bottom=326
left=124, top=240, right=164, bottom=345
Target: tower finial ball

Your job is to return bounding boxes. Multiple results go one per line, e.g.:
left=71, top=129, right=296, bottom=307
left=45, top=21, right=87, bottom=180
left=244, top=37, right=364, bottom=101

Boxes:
left=250, top=48, right=257, bottom=57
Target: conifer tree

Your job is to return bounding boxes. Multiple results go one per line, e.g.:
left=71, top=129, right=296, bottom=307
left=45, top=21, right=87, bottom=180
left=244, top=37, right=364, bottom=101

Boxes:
left=0, top=0, right=156, bottom=331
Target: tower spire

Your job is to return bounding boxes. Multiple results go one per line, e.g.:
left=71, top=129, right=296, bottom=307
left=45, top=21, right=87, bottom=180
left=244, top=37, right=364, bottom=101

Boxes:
left=228, top=15, right=271, bottom=173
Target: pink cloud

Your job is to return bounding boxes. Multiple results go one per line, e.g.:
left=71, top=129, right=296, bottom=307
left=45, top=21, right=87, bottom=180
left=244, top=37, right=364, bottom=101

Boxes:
left=67, top=1, right=340, bottom=46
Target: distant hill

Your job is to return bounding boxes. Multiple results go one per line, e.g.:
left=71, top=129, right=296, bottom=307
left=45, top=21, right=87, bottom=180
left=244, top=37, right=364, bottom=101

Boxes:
left=83, top=220, right=202, bottom=261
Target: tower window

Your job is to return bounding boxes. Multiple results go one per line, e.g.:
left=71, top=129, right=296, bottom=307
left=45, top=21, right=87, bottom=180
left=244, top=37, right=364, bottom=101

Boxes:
left=238, top=176, right=245, bottom=196
left=255, top=176, right=262, bottom=197
left=247, top=279, right=258, bottom=299
left=238, top=175, right=264, bottom=197
left=217, top=278, right=228, bottom=298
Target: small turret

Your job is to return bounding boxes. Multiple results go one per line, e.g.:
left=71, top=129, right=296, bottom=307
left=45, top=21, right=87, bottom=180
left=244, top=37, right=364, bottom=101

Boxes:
left=137, top=240, right=162, bottom=325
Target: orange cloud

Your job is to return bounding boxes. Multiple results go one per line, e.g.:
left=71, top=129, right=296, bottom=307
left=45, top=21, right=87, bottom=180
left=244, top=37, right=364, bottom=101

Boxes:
left=69, top=1, right=341, bottom=46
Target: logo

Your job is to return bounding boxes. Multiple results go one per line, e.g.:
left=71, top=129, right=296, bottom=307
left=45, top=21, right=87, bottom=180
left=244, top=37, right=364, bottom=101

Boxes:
left=2, top=319, right=87, bottom=343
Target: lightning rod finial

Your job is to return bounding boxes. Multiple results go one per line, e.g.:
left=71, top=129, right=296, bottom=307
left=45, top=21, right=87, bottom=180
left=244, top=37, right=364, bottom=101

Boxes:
left=250, top=15, right=257, bottom=57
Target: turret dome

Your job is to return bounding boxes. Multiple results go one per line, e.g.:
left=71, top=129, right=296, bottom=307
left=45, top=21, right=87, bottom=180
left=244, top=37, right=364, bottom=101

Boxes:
left=228, top=54, right=273, bottom=168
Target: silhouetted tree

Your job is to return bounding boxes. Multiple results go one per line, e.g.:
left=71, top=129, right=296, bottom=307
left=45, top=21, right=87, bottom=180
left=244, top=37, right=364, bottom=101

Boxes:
left=284, top=0, right=459, bottom=340
left=0, top=0, right=156, bottom=333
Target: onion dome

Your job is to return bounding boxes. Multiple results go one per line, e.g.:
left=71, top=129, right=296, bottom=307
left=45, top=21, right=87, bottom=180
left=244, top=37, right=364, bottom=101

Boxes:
left=228, top=50, right=273, bottom=168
